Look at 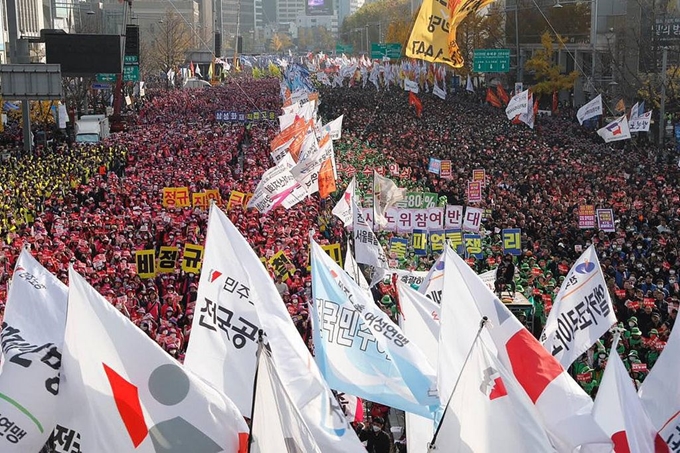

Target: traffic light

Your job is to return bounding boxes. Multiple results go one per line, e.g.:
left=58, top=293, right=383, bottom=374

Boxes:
left=125, top=25, right=139, bottom=57
left=215, top=32, right=221, bottom=57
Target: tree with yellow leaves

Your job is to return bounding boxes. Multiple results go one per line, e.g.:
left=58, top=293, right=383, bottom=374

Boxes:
left=524, top=32, right=579, bottom=96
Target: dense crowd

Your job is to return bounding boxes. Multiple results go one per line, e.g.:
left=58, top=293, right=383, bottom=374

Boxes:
left=0, top=74, right=677, bottom=410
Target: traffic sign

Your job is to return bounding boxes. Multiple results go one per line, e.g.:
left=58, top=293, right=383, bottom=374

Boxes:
left=91, top=83, right=111, bottom=90
left=335, top=44, right=353, bottom=54
left=96, top=73, right=116, bottom=82
left=124, top=55, right=139, bottom=64
left=123, top=64, right=140, bottom=82
left=473, top=49, right=510, bottom=73
left=370, top=43, right=402, bottom=60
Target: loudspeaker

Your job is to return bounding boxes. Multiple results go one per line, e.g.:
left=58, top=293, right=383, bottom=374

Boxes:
left=214, top=32, right=222, bottom=57
left=237, top=35, right=243, bottom=54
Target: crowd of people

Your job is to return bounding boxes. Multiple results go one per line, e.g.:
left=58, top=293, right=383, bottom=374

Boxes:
left=0, top=72, right=677, bottom=418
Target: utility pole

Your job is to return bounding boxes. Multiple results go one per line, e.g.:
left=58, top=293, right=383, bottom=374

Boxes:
left=6, top=0, right=33, bottom=153
left=514, top=6, right=522, bottom=83
left=659, top=46, right=668, bottom=148
left=590, top=0, right=597, bottom=93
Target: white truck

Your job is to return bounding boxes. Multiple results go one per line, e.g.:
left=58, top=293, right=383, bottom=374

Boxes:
left=75, top=115, right=111, bottom=143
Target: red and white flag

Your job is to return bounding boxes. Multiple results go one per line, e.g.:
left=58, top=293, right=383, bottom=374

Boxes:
left=429, top=334, right=553, bottom=453
left=336, top=393, right=364, bottom=424
left=446, top=248, right=611, bottom=452
left=61, top=268, right=248, bottom=452
left=640, top=311, right=680, bottom=450
left=586, top=338, right=668, bottom=453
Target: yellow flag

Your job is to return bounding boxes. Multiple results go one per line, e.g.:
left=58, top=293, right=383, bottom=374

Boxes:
left=447, top=0, right=497, bottom=65
left=615, top=98, right=625, bottom=113
left=405, top=0, right=457, bottom=67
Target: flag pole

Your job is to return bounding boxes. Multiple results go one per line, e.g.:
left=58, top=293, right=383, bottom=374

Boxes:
left=247, top=330, right=265, bottom=453
left=427, top=316, right=488, bottom=451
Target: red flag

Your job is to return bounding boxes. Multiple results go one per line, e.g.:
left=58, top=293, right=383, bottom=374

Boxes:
left=408, top=92, right=423, bottom=117
left=190, top=61, right=195, bottom=77
left=496, top=85, right=510, bottom=105
left=533, top=96, right=539, bottom=116
left=486, top=88, right=502, bottom=108
left=552, top=91, right=559, bottom=114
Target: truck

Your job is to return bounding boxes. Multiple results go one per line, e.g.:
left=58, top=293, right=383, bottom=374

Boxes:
left=75, top=115, right=111, bottom=143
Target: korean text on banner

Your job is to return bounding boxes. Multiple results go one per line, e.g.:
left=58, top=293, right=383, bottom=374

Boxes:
left=596, top=209, right=615, bottom=232
left=540, top=245, right=617, bottom=369
left=578, top=205, right=596, bottom=229
left=310, top=241, right=440, bottom=417
left=502, top=228, right=522, bottom=256
left=467, top=181, right=482, bottom=203
left=405, top=0, right=456, bottom=67
left=0, top=250, right=68, bottom=452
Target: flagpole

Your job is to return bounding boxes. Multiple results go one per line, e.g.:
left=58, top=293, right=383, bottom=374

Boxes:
left=428, top=316, right=488, bottom=450
left=247, top=330, right=265, bottom=453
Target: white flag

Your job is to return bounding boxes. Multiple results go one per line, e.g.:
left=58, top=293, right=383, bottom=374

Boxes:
left=185, top=205, right=365, bottom=452
left=247, top=161, right=306, bottom=213
left=466, top=75, right=474, bottom=92
left=418, top=251, right=444, bottom=304
left=586, top=338, right=665, bottom=453
left=0, top=250, right=67, bottom=451
left=629, top=111, right=652, bottom=133
left=518, top=91, right=535, bottom=129
left=430, top=335, right=554, bottom=453
left=597, top=115, right=631, bottom=143
left=251, top=346, right=322, bottom=453
left=374, top=171, right=406, bottom=227
left=629, top=102, right=640, bottom=121
left=505, top=89, right=529, bottom=120
left=541, top=245, right=617, bottom=369
left=352, top=201, right=389, bottom=270
left=577, top=94, right=603, bottom=125
left=332, top=177, right=355, bottom=227
left=445, top=249, right=611, bottom=452
left=311, top=241, right=440, bottom=417
left=398, top=283, right=439, bottom=453
left=322, top=115, right=344, bottom=140
left=640, top=310, right=680, bottom=449
left=62, top=268, right=248, bottom=452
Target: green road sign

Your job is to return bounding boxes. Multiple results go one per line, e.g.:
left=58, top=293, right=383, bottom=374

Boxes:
left=370, top=43, right=402, bottom=60
left=124, top=55, right=139, bottom=64
left=336, top=44, right=353, bottom=54
left=96, top=73, right=117, bottom=82
left=473, top=49, right=510, bottom=73
left=123, top=64, right=140, bottom=82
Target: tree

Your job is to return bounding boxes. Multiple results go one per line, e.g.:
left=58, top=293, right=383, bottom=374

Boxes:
left=146, top=10, right=192, bottom=73
left=455, top=5, right=505, bottom=76
left=340, top=0, right=411, bottom=52
left=638, top=65, right=680, bottom=111
left=270, top=33, right=293, bottom=52
left=524, top=32, right=579, bottom=95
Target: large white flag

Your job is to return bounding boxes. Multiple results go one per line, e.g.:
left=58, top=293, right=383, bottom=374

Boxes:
left=185, top=205, right=365, bottom=452
left=332, top=177, right=355, bottom=226
left=446, top=249, right=611, bottom=452
left=251, top=346, right=322, bottom=453
left=541, top=245, right=616, bottom=369
left=373, top=171, right=405, bottom=227
left=640, top=312, right=680, bottom=450
left=62, top=268, right=248, bottom=452
left=398, top=283, right=439, bottom=453
left=311, top=241, right=439, bottom=417
left=0, top=250, right=67, bottom=451
left=585, top=338, right=667, bottom=453
left=597, top=115, right=632, bottom=143
left=577, top=94, right=603, bottom=125
left=352, top=201, right=389, bottom=270
left=430, top=336, right=554, bottom=453
left=505, top=89, right=529, bottom=120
